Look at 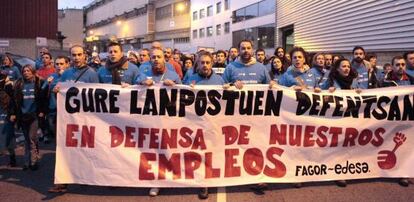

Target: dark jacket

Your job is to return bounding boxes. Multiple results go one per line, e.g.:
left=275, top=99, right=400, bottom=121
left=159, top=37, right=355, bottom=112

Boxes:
left=12, top=76, right=48, bottom=122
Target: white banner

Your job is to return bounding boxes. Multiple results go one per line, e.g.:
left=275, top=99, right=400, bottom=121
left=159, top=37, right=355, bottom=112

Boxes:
left=55, top=83, right=414, bottom=187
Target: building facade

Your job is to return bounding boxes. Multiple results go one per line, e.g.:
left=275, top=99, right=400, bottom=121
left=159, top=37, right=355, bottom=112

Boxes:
left=275, top=0, right=414, bottom=64
left=231, top=0, right=276, bottom=54
left=190, top=0, right=232, bottom=52
left=58, top=9, right=84, bottom=49
left=0, top=0, right=59, bottom=58
left=84, top=0, right=191, bottom=53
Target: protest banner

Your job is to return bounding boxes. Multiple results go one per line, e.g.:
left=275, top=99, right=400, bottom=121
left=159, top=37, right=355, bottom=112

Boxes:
left=55, top=83, right=414, bottom=187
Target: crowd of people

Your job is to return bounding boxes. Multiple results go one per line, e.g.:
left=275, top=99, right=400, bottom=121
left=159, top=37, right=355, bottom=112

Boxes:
left=0, top=39, right=413, bottom=199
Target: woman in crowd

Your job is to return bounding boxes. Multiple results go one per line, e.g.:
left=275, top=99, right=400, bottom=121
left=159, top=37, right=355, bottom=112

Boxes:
left=278, top=47, right=310, bottom=90
left=268, top=57, right=285, bottom=83
left=1, top=54, right=22, bottom=82
left=11, top=64, right=47, bottom=171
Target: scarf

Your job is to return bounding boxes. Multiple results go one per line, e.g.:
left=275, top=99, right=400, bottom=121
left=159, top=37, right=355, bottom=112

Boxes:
left=106, top=56, right=128, bottom=85
left=335, top=74, right=355, bottom=89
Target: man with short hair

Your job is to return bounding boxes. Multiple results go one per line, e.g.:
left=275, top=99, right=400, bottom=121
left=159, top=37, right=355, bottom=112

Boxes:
left=98, top=42, right=139, bottom=85
left=35, top=47, right=49, bottom=69
left=383, top=56, right=413, bottom=86
left=255, top=49, right=266, bottom=64
left=139, top=48, right=151, bottom=65
left=186, top=52, right=224, bottom=86
left=164, top=47, right=183, bottom=79
left=37, top=53, right=56, bottom=80
left=227, top=47, right=238, bottom=63
left=213, top=50, right=227, bottom=75
left=60, top=45, right=99, bottom=83
left=222, top=40, right=273, bottom=89
left=324, top=53, right=333, bottom=70
left=351, top=46, right=377, bottom=89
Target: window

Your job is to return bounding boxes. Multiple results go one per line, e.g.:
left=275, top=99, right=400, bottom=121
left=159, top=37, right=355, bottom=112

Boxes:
left=156, top=4, right=172, bottom=20
left=216, top=24, right=221, bottom=36
left=281, top=25, right=294, bottom=52
left=174, top=37, right=190, bottom=44
left=245, top=3, right=258, bottom=20
left=216, top=2, right=222, bottom=14
left=224, top=0, right=229, bottom=10
left=199, top=28, right=205, bottom=38
left=207, top=26, right=213, bottom=37
left=233, top=8, right=245, bottom=23
left=199, top=9, right=205, bottom=19
left=232, top=24, right=275, bottom=49
left=207, top=6, right=213, bottom=17
left=193, top=29, right=198, bottom=39
left=193, top=11, right=198, bottom=20
left=258, top=0, right=275, bottom=17
left=224, top=22, right=230, bottom=33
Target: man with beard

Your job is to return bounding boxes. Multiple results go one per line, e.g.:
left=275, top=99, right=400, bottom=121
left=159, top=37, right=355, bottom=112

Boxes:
left=212, top=50, right=227, bottom=75
left=186, top=52, right=224, bottom=85
left=60, top=45, right=99, bottom=83
left=222, top=39, right=273, bottom=89
left=404, top=51, right=414, bottom=78
left=98, top=42, right=140, bottom=86
left=382, top=56, right=413, bottom=86
left=227, top=47, right=239, bottom=64
left=164, top=47, right=183, bottom=79
left=351, top=46, right=378, bottom=89
left=324, top=53, right=333, bottom=70
left=136, top=49, right=181, bottom=86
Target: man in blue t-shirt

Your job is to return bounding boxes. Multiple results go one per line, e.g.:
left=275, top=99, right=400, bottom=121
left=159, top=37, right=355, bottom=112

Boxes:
left=186, top=52, right=224, bottom=86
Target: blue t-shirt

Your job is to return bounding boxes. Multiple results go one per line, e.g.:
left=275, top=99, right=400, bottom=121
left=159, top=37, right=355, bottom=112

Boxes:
left=302, top=67, right=329, bottom=89
left=185, top=72, right=225, bottom=85
left=98, top=62, right=140, bottom=84
left=60, top=66, right=99, bottom=83
left=406, top=68, right=414, bottom=78
left=351, top=62, right=370, bottom=89
left=136, top=67, right=181, bottom=84
left=0, top=65, right=22, bottom=81
left=22, top=82, right=36, bottom=114
left=182, top=68, right=194, bottom=84
left=278, top=67, right=309, bottom=87
left=222, top=60, right=270, bottom=84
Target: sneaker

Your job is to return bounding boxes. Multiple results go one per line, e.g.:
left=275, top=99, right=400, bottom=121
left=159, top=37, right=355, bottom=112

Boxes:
left=335, top=180, right=347, bottom=187
left=149, top=188, right=160, bottom=196
left=198, top=188, right=209, bottom=199
left=48, top=184, right=68, bottom=193
left=399, top=178, right=409, bottom=187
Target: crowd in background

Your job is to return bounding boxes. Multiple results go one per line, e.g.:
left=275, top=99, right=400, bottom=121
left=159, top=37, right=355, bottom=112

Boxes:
left=0, top=39, right=413, bottom=199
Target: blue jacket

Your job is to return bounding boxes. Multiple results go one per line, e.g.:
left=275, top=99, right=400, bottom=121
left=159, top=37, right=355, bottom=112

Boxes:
left=0, top=65, right=22, bottom=81
left=222, top=59, right=270, bottom=84
left=302, top=66, right=329, bottom=89
left=406, top=68, right=414, bottom=78
left=351, top=61, right=371, bottom=89
left=185, top=72, right=224, bottom=85
left=60, top=66, right=99, bottom=83
left=182, top=68, right=194, bottom=84
left=98, top=62, right=140, bottom=84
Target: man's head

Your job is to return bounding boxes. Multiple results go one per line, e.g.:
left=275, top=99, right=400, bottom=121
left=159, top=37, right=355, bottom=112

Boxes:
left=151, top=49, right=166, bottom=72
left=392, top=56, right=406, bottom=75
left=255, top=49, right=266, bottom=64
left=139, top=49, right=150, bottom=63
left=55, top=56, right=70, bottom=75
left=238, top=40, right=253, bottom=63
left=70, top=45, right=87, bottom=68
left=42, top=53, right=53, bottom=66
left=151, top=41, right=163, bottom=50
left=403, top=51, right=414, bottom=69
left=164, top=48, right=173, bottom=60
left=352, top=46, right=366, bottom=63
left=216, top=50, right=227, bottom=64
left=107, top=42, right=124, bottom=63
left=324, top=53, right=333, bottom=66
left=229, top=47, right=238, bottom=60
left=197, top=52, right=213, bottom=77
